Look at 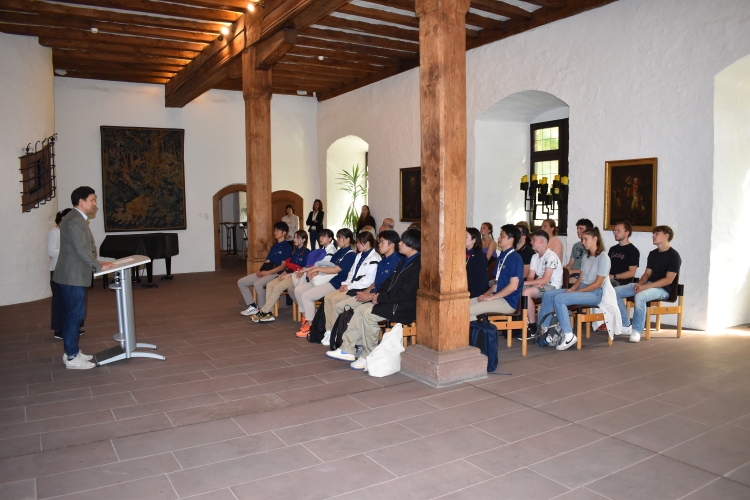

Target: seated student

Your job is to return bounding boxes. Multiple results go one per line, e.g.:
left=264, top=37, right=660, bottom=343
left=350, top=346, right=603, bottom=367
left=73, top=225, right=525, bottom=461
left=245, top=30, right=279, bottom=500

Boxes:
left=321, top=231, right=381, bottom=342
left=293, top=229, right=356, bottom=337
left=466, top=227, right=490, bottom=299
left=522, top=229, right=563, bottom=334
left=541, top=219, right=564, bottom=262
left=250, top=230, right=310, bottom=322
left=289, top=229, right=336, bottom=293
left=327, top=229, right=421, bottom=370
left=470, top=225, right=525, bottom=320
left=608, top=220, right=640, bottom=287
left=324, top=230, right=403, bottom=345
left=614, top=225, right=681, bottom=343
left=238, top=221, right=292, bottom=316
left=480, top=222, right=497, bottom=259
left=537, top=227, right=611, bottom=351
left=515, top=224, right=535, bottom=278
left=565, top=218, right=593, bottom=282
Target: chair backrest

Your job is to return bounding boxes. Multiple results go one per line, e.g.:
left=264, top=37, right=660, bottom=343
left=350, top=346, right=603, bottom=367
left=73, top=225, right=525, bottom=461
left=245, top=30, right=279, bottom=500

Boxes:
left=665, top=274, right=680, bottom=303
left=562, top=267, right=571, bottom=288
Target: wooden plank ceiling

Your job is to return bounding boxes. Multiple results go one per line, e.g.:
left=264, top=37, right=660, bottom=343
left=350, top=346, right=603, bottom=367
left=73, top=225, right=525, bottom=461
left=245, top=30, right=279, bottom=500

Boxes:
left=0, top=0, right=616, bottom=105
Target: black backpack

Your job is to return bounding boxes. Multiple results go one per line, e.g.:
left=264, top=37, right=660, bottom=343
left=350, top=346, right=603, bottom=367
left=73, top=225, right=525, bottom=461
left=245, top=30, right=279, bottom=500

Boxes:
left=537, top=311, right=564, bottom=347
left=329, top=306, right=356, bottom=351
left=469, top=317, right=499, bottom=372
left=306, top=301, right=327, bottom=343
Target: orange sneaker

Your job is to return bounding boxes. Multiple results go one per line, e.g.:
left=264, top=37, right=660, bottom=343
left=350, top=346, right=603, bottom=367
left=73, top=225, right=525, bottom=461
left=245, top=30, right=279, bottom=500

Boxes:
left=295, top=322, right=310, bottom=338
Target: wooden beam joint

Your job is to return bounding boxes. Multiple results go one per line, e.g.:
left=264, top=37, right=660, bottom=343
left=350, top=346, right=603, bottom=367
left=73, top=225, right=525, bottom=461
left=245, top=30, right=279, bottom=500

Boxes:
left=255, top=28, right=297, bottom=70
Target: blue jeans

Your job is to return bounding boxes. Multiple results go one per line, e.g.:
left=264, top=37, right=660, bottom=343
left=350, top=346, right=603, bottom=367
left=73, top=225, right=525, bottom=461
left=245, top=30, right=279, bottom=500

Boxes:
left=50, top=271, right=66, bottom=331
left=310, top=230, right=320, bottom=250
left=615, top=283, right=669, bottom=333
left=58, top=284, right=86, bottom=357
left=538, top=287, right=604, bottom=335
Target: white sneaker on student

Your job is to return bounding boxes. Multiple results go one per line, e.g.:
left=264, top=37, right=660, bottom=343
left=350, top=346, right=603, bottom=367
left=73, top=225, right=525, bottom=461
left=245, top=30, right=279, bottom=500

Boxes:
left=350, top=357, right=367, bottom=370
left=62, top=352, right=93, bottom=362
left=326, top=349, right=355, bottom=361
left=617, top=324, right=632, bottom=335
left=321, top=331, right=331, bottom=346
left=556, top=333, right=577, bottom=351
left=629, top=332, right=641, bottom=343
left=64, top=353, right=96, bottom=370
left=240, top=304, right=259, bottom=316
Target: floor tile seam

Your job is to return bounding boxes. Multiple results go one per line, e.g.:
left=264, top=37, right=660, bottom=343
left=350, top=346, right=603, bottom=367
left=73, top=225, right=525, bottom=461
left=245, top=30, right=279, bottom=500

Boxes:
left=38, top=472, right=176, bottom=500
left=25, top=397, right=142, bottom=423
left=206, top=358, right=296, bottom=374
left=418, top=391, right=498, bottom=410
left=675, top=477, right=725, bottom=500
left=550, top=486, right=615, bottom=500
left=202, top=345, right=305, bottom=362
left=505, top=379, right=635, bottom=409
left=574, top=397, right=686, bottom=432
left=2, top=408, right=126, bottom=442
left=533, top=451, right=657, bottom=492
left=130, top=377, right=259, bottom=405
left=171, top=341, right=261, bottom=356
left=286, top=419, right=415, bottom=451
left=26, top=374, right=140, bottom=395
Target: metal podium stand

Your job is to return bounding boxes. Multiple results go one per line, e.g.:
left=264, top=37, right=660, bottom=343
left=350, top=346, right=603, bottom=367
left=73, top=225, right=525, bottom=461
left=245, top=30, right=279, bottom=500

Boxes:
left=93, top=255, right=166, bottom=366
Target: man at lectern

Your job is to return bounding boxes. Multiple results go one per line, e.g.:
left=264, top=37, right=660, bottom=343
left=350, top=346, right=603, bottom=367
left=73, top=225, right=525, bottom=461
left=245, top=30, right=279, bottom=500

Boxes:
left=53, top=187, right=113, bottom=369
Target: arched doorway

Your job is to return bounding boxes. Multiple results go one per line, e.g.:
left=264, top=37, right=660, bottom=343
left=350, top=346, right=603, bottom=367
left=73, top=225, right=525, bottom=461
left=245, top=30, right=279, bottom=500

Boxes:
left=707, top=54, right=750, bottom=329
left=326, top=135, right=369, bottom=230
left=213, top=184, right=246, bottom=271
left=473, top=90, right=569, bottom=233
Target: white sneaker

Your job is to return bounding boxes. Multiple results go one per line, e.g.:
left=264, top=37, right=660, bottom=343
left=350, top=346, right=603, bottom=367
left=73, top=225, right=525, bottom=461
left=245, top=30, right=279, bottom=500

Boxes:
left=326, top=349, right=355, bottom=361
left=62, top=352, right=93, bottom=362
left=629, top=332, right=641, bottom=343
left=350, top=357, right=367, bottom=370
left=64, top=353, right=96, bottom=370
left=321, top=331, right=331, bottom=346
left=617, top=325, right=632, bottom=335
left=556, top=333, right=577, bottom=351
left=240, top=305, right=259, bottom=316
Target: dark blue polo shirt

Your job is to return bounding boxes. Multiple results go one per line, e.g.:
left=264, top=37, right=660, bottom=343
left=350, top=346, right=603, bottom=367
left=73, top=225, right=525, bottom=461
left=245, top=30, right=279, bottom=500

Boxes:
left=266, top=241, right=293, bottom=266
left=328, top=248, right=356, bottom=289
left=492, top=248, right=524, bottom=310
left=289, top=247, right=310, bottom=267
left=372, top=252, right=404, bottom=293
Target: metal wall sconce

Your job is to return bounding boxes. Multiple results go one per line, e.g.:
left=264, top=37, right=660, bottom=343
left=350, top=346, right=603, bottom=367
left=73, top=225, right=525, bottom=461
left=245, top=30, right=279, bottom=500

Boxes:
left=520, top=174, right=569, bottom=220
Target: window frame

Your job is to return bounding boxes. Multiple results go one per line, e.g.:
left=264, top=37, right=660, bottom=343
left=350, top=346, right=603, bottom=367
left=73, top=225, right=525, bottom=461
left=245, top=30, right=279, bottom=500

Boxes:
left=529, top=118, right=569, bottom=234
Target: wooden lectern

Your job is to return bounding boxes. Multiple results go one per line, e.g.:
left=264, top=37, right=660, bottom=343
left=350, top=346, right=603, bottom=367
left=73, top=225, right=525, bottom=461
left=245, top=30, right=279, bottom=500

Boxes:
left=93, top=255, right=166, bottom=366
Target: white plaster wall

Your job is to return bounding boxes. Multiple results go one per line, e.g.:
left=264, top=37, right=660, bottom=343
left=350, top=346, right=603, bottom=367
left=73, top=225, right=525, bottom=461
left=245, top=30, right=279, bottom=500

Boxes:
left=55, top=79, right=318, bottom=275
left=0, top=33, right=56, bottom=306
left=325, top=136, right=368, bottom=230
left=473, top=120, right=527, bottom=234
left=707, top=55, right=750, bottom=328
left=318, top=70, right=421, bottom=235
left=317, top=0, right=750, bottom=330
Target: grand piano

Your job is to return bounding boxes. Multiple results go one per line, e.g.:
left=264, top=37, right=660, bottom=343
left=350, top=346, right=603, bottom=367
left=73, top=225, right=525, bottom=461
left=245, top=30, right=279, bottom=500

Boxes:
left=99, top=233, right=179, bottom=288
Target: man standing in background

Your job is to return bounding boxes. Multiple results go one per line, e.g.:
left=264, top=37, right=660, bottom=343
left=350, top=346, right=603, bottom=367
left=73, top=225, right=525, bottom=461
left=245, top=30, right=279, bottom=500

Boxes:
left=54, top=186, right=113, bottom=369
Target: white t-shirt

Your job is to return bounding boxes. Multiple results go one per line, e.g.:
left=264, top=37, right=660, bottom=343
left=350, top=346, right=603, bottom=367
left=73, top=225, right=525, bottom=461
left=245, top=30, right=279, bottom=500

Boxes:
left=529, top=248, right=563, bottom=289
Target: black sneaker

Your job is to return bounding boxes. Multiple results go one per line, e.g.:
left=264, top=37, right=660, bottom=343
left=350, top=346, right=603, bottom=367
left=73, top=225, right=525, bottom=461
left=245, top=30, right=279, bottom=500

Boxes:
left=54, top=331, right=62, bottom=340
left=516, top=323, right=538, bottom=341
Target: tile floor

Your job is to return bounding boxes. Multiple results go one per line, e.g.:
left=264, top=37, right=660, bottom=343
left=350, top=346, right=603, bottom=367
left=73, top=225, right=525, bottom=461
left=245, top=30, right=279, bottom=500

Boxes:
left=1, top=260, right=750, bottom=499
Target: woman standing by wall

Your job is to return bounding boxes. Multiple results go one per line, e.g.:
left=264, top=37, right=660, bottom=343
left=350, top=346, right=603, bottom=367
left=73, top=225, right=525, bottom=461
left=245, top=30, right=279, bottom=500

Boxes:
left=306, top=199, right=324, bottom=249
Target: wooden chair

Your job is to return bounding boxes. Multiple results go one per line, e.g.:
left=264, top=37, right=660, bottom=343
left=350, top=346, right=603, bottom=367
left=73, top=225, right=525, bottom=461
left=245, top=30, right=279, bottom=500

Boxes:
left=480, top=296, right=529, bottom=356
left=640, top=277, right=684, bottom=340
left=378, top=320, right=418, bottom=349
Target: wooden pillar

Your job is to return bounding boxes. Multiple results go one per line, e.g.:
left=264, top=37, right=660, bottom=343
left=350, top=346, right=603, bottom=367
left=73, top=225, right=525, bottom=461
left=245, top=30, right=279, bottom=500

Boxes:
left=402, top=0, right=486, bottom=386
left=242, top=46, right=273, bottom=275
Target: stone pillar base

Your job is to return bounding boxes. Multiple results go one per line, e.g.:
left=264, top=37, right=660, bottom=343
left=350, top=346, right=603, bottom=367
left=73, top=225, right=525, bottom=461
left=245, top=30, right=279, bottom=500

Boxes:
left=400, top=345, right=487, bottom=388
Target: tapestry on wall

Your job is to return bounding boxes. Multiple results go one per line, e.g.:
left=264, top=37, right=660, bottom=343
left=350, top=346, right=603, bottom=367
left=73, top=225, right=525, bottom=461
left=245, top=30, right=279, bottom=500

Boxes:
left=100, top=126, right=187, bottom=232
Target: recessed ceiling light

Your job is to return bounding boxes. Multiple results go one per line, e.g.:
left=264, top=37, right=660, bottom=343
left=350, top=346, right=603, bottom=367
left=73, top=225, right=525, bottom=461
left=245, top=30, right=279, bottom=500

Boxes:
left=318, top=55, right=324, bottom=61
left=54, top=69, right=67, bottom=76
left=297, top=90, right=307, bottom=96
left=90, top=27, right=98, bottom=33
left=220, top=27, right=229, bottom=35
left=247, top=2, right=255, bottom=11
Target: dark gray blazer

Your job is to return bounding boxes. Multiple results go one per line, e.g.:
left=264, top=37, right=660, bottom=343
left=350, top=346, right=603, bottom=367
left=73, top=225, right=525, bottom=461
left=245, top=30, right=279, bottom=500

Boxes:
left=53, top=209, right=102, bottom=287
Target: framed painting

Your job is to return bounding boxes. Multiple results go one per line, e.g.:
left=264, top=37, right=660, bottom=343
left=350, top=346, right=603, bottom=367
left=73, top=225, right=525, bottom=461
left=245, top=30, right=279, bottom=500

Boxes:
left=604, top=157, right=658, bottom=231
left=100, top=126, right=187, bottom=232
left=400, top=167, right=421, bottom=222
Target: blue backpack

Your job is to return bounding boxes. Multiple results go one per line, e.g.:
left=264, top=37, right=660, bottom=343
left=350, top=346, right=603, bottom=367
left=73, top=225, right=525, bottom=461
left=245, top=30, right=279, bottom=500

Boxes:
left=469, top=319, right=499, bottom=372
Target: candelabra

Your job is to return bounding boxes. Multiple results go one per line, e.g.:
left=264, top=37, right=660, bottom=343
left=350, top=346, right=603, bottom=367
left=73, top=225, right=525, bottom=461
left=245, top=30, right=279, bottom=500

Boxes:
left=520, top=174, right=569, bottom=220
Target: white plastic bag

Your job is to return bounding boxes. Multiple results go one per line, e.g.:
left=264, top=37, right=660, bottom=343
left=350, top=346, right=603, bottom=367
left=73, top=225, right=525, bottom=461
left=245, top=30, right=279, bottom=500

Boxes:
left=366, top=323, right=405, bottom=377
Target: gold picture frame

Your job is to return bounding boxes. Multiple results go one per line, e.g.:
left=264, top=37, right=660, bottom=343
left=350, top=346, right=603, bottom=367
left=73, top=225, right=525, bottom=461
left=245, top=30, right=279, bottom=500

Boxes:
left=399, top=166, right=421, bottom=222
left=604, top=157, right=658, bottom=231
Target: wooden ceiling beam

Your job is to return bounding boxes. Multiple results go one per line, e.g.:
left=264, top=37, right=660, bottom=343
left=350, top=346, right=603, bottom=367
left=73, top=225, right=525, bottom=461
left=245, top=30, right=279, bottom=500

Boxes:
left=272, top=68, right=356, bottom=83
left=316, top=16, right=419, bottom=41
left=337, top=4, right=419, bottom=28
left=39, top=37, right=197, bottom=60
left=0, top=11, right=216, bottom=43
left=280, top=53, right=381, bottom=72
left=56, top=73, right=169, bottom=84
left=255, top=28, right=297, bottom=70
left=48, top=0, right=240, bottom=23
left=274, top=61, right=373, bottom=78
left=0, top=0, right=228, bottom=33
left=0, top=23, right=206, bottom=51
left=280, top=0, right=354, bottom=33
left=522, top=0, right=564, bottom=8
left=465, top=12, right=507, bottom=30
left=260, top=0, right=319, bottom=37
left=296, top=35, right=416, bottom=59
left=317, top=59, right=418, bottom=101
left=53, top=57, right=182, bottom=72
left=53, top=48, right=189, bottom=67
left=469, top=0, right=532, bottom=19
left=288, top=45, right=401, bottom=67
left=274, top=83, right=334, bottom=92
left=273, top=77, right=343, bottom=90
left=467, top=0, right=617, bottom=50
left=61, top=65, right=176, bottom=79
left=301, top=27, right=418, bottom=52
left=149, top=0, right=250, bottom=13
left=360, top=0, right=415, bottom=12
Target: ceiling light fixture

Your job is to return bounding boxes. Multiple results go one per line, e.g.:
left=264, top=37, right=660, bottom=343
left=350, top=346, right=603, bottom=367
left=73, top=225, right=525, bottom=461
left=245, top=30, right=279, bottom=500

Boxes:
left=247, top=1, right=265, bottom=11
left=90, top=27, right=98, bottom=33
left=220, top=27, right=229, bottom=35
left=318, top=55, right=324, bottom=61
left=54, top=69, right=67, bottom=76
left=297, top=90, right=307, bottom=96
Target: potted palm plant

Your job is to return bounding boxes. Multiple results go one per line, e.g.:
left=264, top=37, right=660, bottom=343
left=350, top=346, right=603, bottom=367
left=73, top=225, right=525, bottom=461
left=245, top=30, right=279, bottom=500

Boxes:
left=337, top=164, right=368, bottom=231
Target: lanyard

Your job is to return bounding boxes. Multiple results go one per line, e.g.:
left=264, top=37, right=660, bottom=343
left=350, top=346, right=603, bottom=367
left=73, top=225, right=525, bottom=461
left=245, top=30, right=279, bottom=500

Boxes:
left=352, top=249, right=372, bottom=278
left=495, top=249, right=515, bottom=283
